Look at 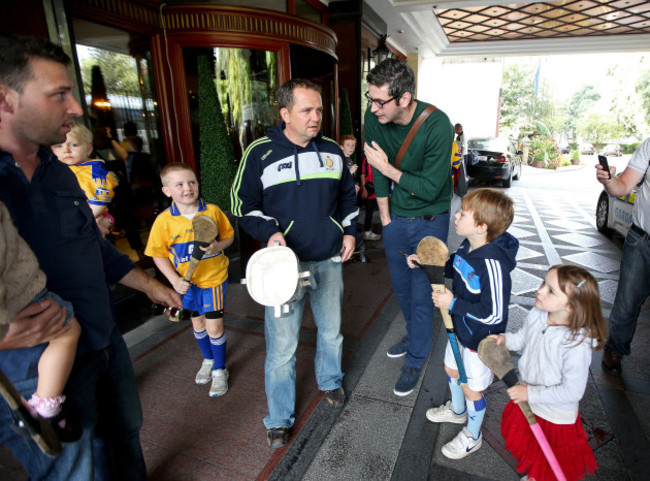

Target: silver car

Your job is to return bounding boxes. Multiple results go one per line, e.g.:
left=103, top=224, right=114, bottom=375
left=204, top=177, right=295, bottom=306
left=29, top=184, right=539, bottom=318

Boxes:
left=596, top=178, right=636, bottom=236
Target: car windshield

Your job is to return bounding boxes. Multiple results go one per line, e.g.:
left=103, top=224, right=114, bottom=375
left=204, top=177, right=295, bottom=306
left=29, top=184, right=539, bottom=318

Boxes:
left=468, top=138, right=509, bottom=152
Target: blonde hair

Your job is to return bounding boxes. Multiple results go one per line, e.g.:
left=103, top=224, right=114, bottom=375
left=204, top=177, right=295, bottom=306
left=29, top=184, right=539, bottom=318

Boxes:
left=461, top=188, right=514, bottom=243
left=549, top=264, right=606, bottom=350
left=160, top=162, right=196, bottom=185
left=67, top=122, right=93, bottom=145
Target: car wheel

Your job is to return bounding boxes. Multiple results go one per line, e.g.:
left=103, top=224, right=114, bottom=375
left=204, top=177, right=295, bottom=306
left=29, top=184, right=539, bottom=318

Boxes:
left=512, top=159, right=521, bottom=180
left=596, top=192, right=612, bottom=234
left=502, top=169, right=513, bottom=188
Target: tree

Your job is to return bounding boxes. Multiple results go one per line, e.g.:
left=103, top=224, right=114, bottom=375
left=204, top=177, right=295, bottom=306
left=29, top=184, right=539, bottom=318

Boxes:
left=80, top=48, right=139, bottom=96
left=576, top=112, right=624, bottom=146
left=499, top=63, right=535, bottom=129
left=565, top=86, right=600, bottom=140
left=637, top=69, right=650, bottom=126
left=198, top=55, right=237, bottom=209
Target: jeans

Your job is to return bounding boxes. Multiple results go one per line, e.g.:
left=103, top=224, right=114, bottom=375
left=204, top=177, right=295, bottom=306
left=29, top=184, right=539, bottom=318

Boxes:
left=0, top=328, right=145, bottom=481
left=606, top=226, right=650, bottom=356
left=382, top=213, right=450, bottom=369
left=263, top=258, right=344, bottom=429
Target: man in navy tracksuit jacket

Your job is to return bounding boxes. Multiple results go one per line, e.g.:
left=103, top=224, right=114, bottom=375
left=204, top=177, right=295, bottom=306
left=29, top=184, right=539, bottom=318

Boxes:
left=231, top=79, right=358, bottom=448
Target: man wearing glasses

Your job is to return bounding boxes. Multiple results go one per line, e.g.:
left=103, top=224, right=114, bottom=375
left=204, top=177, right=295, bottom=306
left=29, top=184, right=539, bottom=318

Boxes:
left=363, top=58, right=454, bottom=397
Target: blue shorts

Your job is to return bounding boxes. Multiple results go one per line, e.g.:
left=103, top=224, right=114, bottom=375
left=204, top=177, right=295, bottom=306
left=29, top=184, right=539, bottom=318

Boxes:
left=182, top=281, right=227, bottom=318
left=32, top=288, right=74, bottom=325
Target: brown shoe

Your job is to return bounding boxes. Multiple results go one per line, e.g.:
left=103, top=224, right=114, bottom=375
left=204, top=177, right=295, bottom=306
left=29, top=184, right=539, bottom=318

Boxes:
left=266, top=427, right=289, bottom=448
left=324, top=387, right=345, bottom=406
left=602, top=348, right=622, bottom=373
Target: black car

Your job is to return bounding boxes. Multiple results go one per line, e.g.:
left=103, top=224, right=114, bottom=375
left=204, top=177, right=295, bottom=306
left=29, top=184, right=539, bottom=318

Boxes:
left=466, top=137, right=523, bottom=187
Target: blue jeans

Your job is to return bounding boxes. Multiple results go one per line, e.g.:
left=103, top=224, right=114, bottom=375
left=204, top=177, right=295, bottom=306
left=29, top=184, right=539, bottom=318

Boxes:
left=606, top=226, right=650, bottom=356
left=0, top=328, right=145, bottom=481
left=263, top=258, right=344, bottom=429
left=382, top=213, right=450, bottom=369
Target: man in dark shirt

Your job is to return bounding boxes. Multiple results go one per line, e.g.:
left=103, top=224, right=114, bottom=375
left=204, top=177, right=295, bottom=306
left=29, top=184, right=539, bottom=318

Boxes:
left=0, top=34, right=181, bottom=480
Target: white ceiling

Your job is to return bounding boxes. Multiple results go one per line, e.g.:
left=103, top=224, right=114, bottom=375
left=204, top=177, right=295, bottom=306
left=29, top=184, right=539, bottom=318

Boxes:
left=364, top=0, right=650, bottom=58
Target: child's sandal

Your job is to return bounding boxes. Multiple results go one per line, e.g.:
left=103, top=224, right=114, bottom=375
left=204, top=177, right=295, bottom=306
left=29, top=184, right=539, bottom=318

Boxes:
left=49, top=403, right=82, bottom=443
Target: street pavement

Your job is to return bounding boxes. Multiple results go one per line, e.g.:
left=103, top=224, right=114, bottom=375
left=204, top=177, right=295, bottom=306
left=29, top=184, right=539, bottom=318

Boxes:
left=1, top=161, right=648, bottom=480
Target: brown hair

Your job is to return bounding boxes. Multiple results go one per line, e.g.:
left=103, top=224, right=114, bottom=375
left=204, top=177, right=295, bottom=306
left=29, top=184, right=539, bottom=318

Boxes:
left=549, top=264, right=606, bottom=351
left=160, top=162, right=196, bottom=185
left=340, top=135, right=356, bottom=144
left=460, top=188, right=514, bottom=243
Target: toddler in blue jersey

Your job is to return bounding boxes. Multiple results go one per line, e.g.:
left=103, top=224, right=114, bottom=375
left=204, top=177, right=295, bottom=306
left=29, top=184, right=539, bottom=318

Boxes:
left=51, top=123, right=118, bottom=236
left=409, top=188, right=518, bottom=459
left=145, top=163, right=234, bottom=397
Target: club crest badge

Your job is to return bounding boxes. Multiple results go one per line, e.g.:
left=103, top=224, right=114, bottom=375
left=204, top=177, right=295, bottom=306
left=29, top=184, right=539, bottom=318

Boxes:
left=325, top=156, right=334, bottom=169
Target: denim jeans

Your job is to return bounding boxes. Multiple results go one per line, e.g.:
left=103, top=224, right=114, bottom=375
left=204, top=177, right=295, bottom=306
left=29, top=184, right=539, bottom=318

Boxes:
left=263, top=258, right=344, bottom=429
left=0, top=328, right=145, bottom=480
left=382, top=213, right=450, bottom=368
left=606, top=226, right=650, bottom=356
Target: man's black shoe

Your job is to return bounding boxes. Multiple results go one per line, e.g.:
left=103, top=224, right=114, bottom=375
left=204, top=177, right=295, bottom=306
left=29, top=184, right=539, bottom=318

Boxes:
left=602, top=347, right=622, bottom=373
left=266, top=427, right=289, bottom=448
left=324, top=387, right=345, bottom=406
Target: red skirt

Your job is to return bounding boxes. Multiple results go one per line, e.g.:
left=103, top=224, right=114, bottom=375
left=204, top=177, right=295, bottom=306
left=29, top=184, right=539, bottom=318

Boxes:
left=501, top=401, right=598, bottom=481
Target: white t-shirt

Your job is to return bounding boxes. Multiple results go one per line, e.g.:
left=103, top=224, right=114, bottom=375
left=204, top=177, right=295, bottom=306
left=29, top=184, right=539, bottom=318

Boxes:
left=628, top=137, right=650, bottom=233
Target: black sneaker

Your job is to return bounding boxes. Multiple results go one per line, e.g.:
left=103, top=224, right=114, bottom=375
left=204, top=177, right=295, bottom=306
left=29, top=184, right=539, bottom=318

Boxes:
left=324, top=387, right=345, bottom=406
left=394, top=366, right=421, bottom=396
left=387, top=338, right=409, bottom=358
left=266, top=427, right=289, bottom=448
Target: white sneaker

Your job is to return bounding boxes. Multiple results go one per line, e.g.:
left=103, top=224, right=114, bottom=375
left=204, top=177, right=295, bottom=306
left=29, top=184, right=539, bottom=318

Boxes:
left=425, top=401, right=468, bottom=424
left=195, top=358, right=214, bottom=385
left=441, top=427, right=482, bottom=459
left=209, top=368, right=229, bottom=397
left=363, top=231, right=381, bottom=241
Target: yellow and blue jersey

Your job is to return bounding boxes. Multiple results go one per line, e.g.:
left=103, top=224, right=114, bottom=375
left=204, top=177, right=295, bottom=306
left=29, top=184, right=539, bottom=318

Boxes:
left=145, top=199, right=234, bottom=288
left=451, top=140, right=463, bottom=170
left=68, top=159, right=119, bottom=208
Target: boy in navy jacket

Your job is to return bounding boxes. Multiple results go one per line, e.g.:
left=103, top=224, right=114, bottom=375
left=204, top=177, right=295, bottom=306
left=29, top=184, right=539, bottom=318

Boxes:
left=414, top=188, right=518, bottom=459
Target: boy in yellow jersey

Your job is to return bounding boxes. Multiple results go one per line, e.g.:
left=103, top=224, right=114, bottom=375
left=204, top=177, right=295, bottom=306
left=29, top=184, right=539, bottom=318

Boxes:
left=145, top=163, right=234, bottom=397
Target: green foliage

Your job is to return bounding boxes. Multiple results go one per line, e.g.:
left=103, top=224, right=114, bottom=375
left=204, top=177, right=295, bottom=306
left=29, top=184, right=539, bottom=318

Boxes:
left=565, top=85, right=600, bottom=140
left=637, top=69, right=650, bottom=125
left=500, top=63, right=535, bottom=129
left=622, top=142, right=642, bottom=154
left=339, top=89, right=353, bottom=137
left=530, top=135, right=560, bottom=168
left=576, top=112, right=624, bottom=145
left=198, top=55, right=237, bottom=210
left=570, top=149, right=580, bottom=161
left=81, top=49, right=139, bottom=96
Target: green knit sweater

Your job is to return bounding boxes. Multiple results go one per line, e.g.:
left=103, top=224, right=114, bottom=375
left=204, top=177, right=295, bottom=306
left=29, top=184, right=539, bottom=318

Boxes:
left=363, top=100, right=454, bottom=217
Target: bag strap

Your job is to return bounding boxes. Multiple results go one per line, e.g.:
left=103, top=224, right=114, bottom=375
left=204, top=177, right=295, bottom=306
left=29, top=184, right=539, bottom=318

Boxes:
left=394, top=105, right=437, bottom=170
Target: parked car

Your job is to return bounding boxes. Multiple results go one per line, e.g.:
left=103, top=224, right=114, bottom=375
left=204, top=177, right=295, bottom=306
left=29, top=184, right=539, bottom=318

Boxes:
left=596, top=175, right=637, bottom=237
left=601, top=144, right=622, bottom=156
left=559, top=142, right=570, bottom=154
left=466, top=137, right=522, bottom=188
left=579, top=143, right=595, bottom=155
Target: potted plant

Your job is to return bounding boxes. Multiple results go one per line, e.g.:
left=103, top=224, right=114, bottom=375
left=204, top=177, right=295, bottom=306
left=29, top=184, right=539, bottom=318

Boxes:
left=570, top=149, right=580, bottom=165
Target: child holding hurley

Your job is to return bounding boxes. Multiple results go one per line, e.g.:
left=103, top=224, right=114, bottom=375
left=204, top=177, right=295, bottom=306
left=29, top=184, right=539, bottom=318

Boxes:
left=491, top=264, right=605, bottom=481
left=409, top=188, right=518, bottom=459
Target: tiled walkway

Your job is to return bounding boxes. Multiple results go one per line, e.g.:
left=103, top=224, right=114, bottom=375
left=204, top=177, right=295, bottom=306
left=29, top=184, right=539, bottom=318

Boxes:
left=2, top=167, right=649, bottom=480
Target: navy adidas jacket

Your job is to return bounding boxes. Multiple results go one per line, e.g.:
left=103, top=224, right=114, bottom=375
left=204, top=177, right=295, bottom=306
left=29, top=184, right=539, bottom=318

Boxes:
left=231, top=123, right=358, bottom=261
left=446, top=232, right=519, bottom=350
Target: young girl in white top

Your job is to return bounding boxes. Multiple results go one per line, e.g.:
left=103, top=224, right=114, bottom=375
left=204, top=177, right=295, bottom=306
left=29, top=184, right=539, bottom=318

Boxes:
left=492, top=264, right=605, bottom=481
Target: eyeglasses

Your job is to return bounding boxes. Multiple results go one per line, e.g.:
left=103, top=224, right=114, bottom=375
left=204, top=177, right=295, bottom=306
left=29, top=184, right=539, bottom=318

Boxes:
left=364, top=91, right=398, bottom=108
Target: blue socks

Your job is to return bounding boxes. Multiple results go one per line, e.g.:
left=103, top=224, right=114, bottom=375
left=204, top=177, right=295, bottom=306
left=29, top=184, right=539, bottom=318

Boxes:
left=448, top=376, right=466, bottom=415
left=210, top=334, right=227, bottom=370
left=466, top=396, right=486, bottom=440
left=194, top=330, right=213, bottom=360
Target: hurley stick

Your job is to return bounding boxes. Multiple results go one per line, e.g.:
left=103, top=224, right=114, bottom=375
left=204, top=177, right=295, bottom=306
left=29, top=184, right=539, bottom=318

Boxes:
left=0, top=369, right=62, bottom=457
left=416, top=236, right=468, bottom=386
left=167, top=215, right=218, bottom=322
left=478, top=337, right=567, bottom=481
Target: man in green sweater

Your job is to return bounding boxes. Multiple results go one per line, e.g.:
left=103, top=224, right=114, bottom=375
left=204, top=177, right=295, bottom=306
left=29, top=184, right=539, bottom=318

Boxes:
left=364, top=58, right=454, bottom=396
